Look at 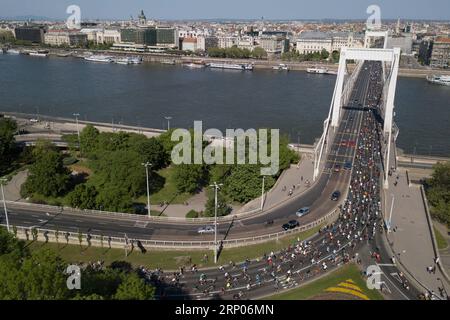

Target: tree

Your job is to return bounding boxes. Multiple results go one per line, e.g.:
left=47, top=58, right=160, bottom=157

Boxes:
left=114, top=273, right=155, bottom=300
left=135, top=137, right=168, bottom=170
left=79, top=124, right=100, bottom=156
left=0, top=117, right=18, bottom=175
left=320, top=49, right=330, bottom=60
left=173, top=164, right=208, bottom=194
left=19, top=249, right=70, bottom=299
left=204, top=189, right=232, bottom=217
left=67, top=184, right=98, bottom=210
left=252, top=47, right=268, bottom=59
left=224, top=165, right=275, bottom=203
left=426, top=162, right=450, bottom=226
left=21, top=147, right=71, bottom=198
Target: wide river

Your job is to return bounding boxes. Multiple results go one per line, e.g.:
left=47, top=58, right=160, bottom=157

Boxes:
left=1, top=54, right=449, bottom=156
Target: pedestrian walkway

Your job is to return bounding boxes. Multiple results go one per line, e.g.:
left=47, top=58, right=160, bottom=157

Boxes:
left=2, top=170, right=27, bottom=202
left=384, top=168, right=450, bottom=298
left=237, top=153, right=314, bottom=214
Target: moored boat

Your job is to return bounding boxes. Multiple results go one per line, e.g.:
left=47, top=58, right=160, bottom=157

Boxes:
left=426, top=75, right=450, bottom=86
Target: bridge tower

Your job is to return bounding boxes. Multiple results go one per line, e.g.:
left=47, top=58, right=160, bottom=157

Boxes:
left=313, top=46, right=401, bottom=191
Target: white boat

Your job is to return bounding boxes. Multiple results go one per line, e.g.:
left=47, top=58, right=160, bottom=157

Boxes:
left=28, top=50, right=48, bottom=57
left=114, top=56, right=143, bottom=65
left=6, top=49, right=20, bottom=55
left=273, top=64, right=290, bottom=71
left=184, top=62, right=206, bottom=69
left=162, top=59, right=176, bottom=65
left=208, top=62, right=253, bottom=71
left=307, top=67, right=328, bottom=74
left=427, top=75, right=450, bottom=86
left=84, top=55, right=113, bottom=63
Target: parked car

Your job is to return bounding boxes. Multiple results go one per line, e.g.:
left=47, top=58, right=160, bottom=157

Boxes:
left=334, top=164, right=341, bottom=173
left=197, top=226, right=215, bottom=234
left=282, top=220, right=300, bottom=231
left=331, top=191, right=341, bottom=201
left=296, top=207, right=310, bottom=217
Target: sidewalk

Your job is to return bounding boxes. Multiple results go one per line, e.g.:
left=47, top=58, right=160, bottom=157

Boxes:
left=237, top=153, right=314, bottom=214
left=384, top=168, right=450, bottom=297
left=2, top=170, right=27, bottom=202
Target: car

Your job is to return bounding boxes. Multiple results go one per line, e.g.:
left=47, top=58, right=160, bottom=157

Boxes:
left=347, top=140, right=356, bottom=147
left=30, top=118, right=39, bottom=123
left=344, top=161, right=352, bottom=170
left=296, top=207, right=310, bottom=217
left=331, top=191, right=341, bottom=201
left=197, top=226, right=215, bottom=234
left=282, top=220, right=299, bottom=231
left=333, top=164, right=341, bottom=172
left=340, top=140, right=348, bottom=146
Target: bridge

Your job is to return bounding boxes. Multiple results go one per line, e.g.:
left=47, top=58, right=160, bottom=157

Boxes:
left=5, top=36, right=441, bottom=299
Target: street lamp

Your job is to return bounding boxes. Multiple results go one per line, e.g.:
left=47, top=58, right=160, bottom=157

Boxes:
left=73, top=113, right=81, bottom=156
left=387, top=194, right=395, bottom=233
left=142, top=162, right=152, bottom=217
left=0, top=178, right=10, bottom=232
left=210, top=182, right=223, bottom=264
left=164, top=116, right=172, bottom=131
left=261, top=176, right=266, bottom=211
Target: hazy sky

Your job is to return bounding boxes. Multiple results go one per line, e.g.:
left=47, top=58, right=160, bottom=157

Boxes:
left=1, top=0, right=450, bottom=20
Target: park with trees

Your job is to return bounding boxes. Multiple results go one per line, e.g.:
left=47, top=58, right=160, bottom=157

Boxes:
left=425, top=162, right=450, bottom=227
left=7, top=118, right=299, bottom=217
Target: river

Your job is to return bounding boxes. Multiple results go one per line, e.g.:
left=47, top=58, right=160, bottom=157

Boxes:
left=0, top=53, right=449, bottom=156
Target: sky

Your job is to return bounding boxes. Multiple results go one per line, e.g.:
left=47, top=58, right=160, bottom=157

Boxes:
left=1, top=0, right=450, bottom=20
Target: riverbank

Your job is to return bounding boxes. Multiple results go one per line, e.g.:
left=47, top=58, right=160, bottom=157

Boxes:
left=6, top=45, right=449, bottom=79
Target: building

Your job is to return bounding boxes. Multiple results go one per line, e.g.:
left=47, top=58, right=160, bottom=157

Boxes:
left=218, top=36, right=238, bottom=49
left=80, top=28, right=102, bottom=42
left=430, top=37, right=450, bottom=68
left=386, top=34, right=413, bottom=54
left=197, top=36, right=218, bottom=51
left=181, top=37, right=197, bottom=51
left=156, top=27, right=178, bottom=47
left=96, top=29, right=121, bottom=44
left=258, top=35, right=288, bottom=54
left=418, top=40, right=433, bottom=65
left=237, top=36, right=256, bottom=51
left=120, top=27, right=157, bottom=46
left=296, top=31, right=363, bottom=55
left=44, top=30, right=88, bottom=47
left=14, top=26, right=45, bottom=43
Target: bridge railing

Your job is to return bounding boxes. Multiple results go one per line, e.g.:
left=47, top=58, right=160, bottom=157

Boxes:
left=3, top=208, right=339, bottom=249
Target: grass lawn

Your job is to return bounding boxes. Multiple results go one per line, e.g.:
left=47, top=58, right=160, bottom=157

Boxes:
left=263, top=264, right=384, bottom=300
left=26, top=226, right=321, bottom=271
left=434, top=226, right=448, bottom=250
left=136, top=166, right=192, bottom=205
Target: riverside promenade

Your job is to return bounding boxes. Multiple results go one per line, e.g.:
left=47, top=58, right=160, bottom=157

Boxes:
left=383, top=167, right=450, bottom=298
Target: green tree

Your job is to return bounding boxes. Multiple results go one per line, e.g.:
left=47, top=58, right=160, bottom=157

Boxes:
left=67, top=184, right=98, bottom=209
left=224, top=165, right=275, bottom=203
left=0, top=117, right=18, bottom=175
left=252, top=47, right=268, bottom=59
left=20, top=249, right=70, bottom=299
left=204, top=189, right=232, bottom=217
left=80, top=124, right=100, bottom=156
left=173, top=164, right=207, bottom=194
left=114, top=273, right=155, bottom=300
left=21, top=147, right=71, bottom=198
left=426, top=162, right=450, bottom=226
left=135, top=137, right=168, bottom=170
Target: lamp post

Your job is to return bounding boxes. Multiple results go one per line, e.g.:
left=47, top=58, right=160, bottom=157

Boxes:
left=388, top=194, right=395, bottom=233
left=210, top=182, right=223, bottom=264
left=164, top=116, right=172, bottom=131
left=142, top=162, right=152, bottom=217
left=0, top=178, right=10, bottom=232
left=73, top=113, right=81, bottom=156
left=261, top=176, right=266, bottom=211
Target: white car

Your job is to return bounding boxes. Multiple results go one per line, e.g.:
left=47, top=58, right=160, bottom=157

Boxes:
left=197, top=226, right=215, bottom=234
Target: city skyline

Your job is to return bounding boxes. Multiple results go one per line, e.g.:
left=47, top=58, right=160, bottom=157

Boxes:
left=1, top=0, right=450, bottom=21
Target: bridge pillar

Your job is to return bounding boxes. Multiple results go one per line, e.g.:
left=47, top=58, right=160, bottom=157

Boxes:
left=331, top=48, right=348, bottom=127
